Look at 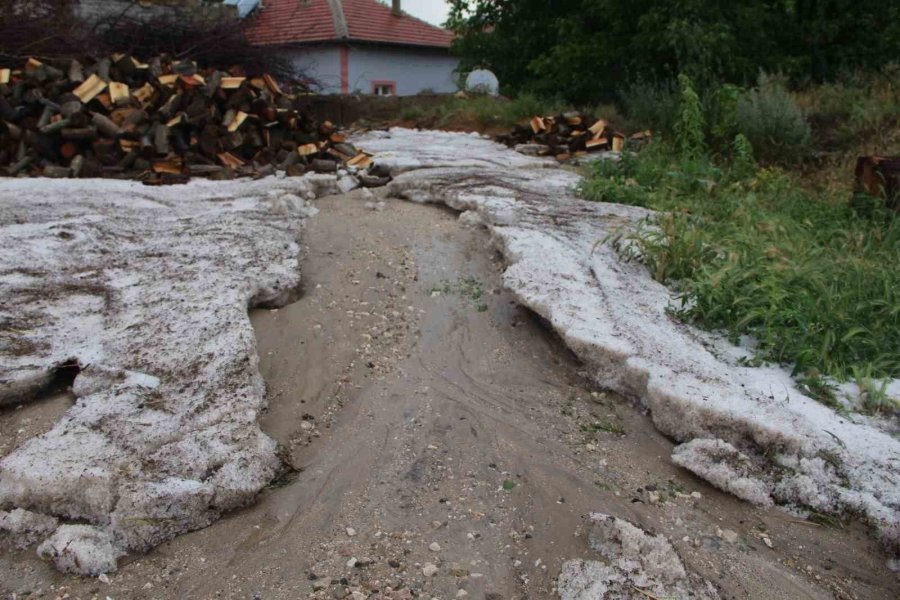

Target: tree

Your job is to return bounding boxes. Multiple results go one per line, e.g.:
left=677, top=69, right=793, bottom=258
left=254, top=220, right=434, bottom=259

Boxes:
left=446, top=0, right=900, bottom=103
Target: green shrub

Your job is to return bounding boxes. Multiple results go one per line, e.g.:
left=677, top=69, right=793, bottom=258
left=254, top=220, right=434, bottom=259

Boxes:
left=736, top=74, right=811, bottom=164
left=619, top=79, right=680, bottom=137
left=705, top=83, right=742, bottom=147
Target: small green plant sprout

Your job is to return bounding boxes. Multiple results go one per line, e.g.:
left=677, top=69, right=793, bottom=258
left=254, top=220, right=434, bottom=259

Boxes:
left=797, top=369, right=839, bottom=409
left=675, top=74, right=707, bottom=159
left=852, top=365, right=897, bottom=415
left=502, top=479, right=517, bottom=491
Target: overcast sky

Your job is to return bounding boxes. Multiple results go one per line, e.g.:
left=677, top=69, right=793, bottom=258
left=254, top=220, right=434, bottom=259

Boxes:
left=379, top=0, right=450, bottom=27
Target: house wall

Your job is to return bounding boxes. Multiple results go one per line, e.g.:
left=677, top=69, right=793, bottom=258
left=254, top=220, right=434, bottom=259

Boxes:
left=288, top=44, right=459, bottom=96
left=347, top=45, right=459, bottom=96
left=288, top=47, right=344, bottom=94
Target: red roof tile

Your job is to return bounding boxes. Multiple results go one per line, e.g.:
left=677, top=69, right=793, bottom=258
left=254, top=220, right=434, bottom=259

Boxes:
left=246, top=0, right=336, bottom=46
left=246, top=0, right=454, bottom=48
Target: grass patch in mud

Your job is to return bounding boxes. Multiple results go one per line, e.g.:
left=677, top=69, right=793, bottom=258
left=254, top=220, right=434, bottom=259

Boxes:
left=429, top=276, right=490, bottom=312
left=581, top=142, right=900, bottom=415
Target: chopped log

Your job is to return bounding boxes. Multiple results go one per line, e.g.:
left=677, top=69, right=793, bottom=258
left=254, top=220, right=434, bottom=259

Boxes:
left=218, top=152, right=245, bottom=169
left=109, top=82, right=130, bottom=106
left=227, top=111, right=248, bottom=133
left=297, top=143, right=318, bottom=157
left=92, top=113, right=122, bottom=138
left=311, top=158, right=337, bottom=173
left=62, top=127, right=97, bottom=141
left=153, top=124, right=171, bottom=155
left=589, top=119, right=607, bottom=135
left=70, top=155, right=84, bottom=177
left=73, top=74, right=107, bottom=103
left=358, top=173, right=391, bottom=188
left=221, top=77, right=245, bottom=90
left=43, top=165, right=71, bottom=178
left=68, top=60, right=84, bottom=83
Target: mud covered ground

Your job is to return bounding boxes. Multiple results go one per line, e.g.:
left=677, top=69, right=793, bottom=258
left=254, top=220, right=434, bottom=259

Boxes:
left=3, top=190, right=896, bottom=599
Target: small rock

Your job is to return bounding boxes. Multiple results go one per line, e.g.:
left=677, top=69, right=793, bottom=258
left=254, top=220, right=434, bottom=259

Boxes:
left=98, top=574, right=110, bottom=584
left=346, top=527, right=356, bottom=537
left=347, top=557, right=358, bottom=568
left=456, top=591, right=469, bottom=598
left=422, top=563, right=439, bottom=577
left=429, top=542, right=442, bottom=552
left=717, top=528, right=739, bottom=544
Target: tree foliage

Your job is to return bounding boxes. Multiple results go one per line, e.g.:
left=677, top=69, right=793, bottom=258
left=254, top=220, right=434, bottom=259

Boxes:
left=447, top=0, right=900, bottom=103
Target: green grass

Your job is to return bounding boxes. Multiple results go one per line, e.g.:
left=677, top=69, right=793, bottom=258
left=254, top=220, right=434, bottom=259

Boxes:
left=580, top=143, right=900, bottom=412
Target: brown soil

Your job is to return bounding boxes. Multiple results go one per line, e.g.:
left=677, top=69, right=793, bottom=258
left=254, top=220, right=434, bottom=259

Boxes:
left=1, top=190, right=897, bottom=599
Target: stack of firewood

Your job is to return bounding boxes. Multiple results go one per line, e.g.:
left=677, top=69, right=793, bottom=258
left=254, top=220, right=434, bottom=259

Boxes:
left=496, top=111, right=651, bottom=161
left=0, top=54, right=385, bottom=185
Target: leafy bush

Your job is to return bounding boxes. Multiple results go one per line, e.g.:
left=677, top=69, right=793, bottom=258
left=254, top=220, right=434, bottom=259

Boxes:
left=736, top=74, right=811, bottom=164
left=619, top=79, right=680, bottom=137
left=580, top=143, right=900, bottom=399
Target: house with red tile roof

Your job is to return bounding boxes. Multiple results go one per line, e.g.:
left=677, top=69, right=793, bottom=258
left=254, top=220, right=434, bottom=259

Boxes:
left=245, top=0, right=459, bottom=95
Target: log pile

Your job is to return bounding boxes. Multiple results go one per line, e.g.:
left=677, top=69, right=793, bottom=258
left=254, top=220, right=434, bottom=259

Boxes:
left=496, top=111, right=651, bottom=161
left=0, top=55, right=387, bottom=186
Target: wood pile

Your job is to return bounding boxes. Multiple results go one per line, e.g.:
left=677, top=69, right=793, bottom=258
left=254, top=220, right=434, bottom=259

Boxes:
left=0, top=55, right=386, bottom=186
left=496, top=111, right=651, bottom=161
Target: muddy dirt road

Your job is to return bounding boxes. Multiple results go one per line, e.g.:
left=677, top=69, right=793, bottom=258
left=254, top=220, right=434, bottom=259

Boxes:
left=2, top=190, right=898, bottom=599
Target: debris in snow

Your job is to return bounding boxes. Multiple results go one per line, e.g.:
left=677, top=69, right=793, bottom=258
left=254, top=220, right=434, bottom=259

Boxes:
left=356, top=128, right=900, bottom=552
left=0, top=508, right=58, bottom=549
left=0, top=174, right=328, bottom=573
left=37, top=525, right=121, bottom=575
left=557, top=513, right=719, bottom=599
left=672, top=439, right=774, bottom=507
